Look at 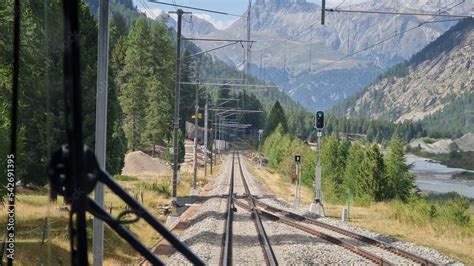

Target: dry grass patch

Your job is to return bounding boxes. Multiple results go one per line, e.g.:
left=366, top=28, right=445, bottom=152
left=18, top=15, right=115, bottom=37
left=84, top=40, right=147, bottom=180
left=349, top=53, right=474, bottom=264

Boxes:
left=253, top=166, right=313, bottom=204
left=2, top=163, right=217, bottom=265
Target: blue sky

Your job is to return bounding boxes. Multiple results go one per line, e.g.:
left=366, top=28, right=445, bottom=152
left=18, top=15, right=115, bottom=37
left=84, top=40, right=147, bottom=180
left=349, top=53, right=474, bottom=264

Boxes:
left=134, top=0, right=369, bottom=29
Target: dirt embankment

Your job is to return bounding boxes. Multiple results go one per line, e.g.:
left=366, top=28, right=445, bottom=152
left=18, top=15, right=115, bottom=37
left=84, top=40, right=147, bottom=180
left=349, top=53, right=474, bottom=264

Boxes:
left=121, top=151, right=171, bottom=177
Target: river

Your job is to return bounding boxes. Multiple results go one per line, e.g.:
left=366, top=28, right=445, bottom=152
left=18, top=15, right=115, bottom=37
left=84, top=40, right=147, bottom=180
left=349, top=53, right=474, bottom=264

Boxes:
left=406, top=154, right=474, bottom=198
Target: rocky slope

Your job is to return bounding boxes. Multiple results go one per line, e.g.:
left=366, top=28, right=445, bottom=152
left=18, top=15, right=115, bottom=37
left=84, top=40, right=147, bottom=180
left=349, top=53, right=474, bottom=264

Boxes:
left=333, top=18, right=473, bottom=123
left=163, top=13, right=218, bottom=36
left=408, top=133, right=474, bottom=154
left=189, top=0, right=472, bottom=110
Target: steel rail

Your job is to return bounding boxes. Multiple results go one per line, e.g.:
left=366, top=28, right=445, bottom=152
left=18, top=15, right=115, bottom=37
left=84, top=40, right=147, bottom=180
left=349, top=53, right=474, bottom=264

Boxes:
left=256, top=201, right=436, bottom=266
left=235, top=201, right=391, bottom=265
left=236, top=153, right=278, bottom=266
left=220, top=152, right=235, bottom=265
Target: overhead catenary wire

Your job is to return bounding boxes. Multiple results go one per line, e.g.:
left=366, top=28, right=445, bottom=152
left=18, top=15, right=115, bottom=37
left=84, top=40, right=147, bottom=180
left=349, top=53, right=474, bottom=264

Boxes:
left=252, top=0, right=468, bottom=55
left=252, top=0, right=348, bottom=54
left=311, top=0, right=468, bottom=72
left=325, top=8, right=472, bottom=18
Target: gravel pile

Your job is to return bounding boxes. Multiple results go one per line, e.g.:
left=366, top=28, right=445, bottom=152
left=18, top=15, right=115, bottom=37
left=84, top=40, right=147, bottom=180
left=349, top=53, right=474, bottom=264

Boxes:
left=121, top=151, right=170, bottom=176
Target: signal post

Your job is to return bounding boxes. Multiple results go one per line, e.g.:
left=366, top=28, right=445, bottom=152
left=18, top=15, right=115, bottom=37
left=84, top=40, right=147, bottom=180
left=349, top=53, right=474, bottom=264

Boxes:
left=310, top=111, right=325, bottom=216
left=292, top=154, right=302, bottom=209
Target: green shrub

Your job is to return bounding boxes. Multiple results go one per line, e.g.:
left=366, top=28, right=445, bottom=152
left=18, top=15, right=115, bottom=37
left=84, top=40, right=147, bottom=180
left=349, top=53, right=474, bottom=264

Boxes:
left=140, top=181, right=170, bottom=196
left=114, top=175, right=139, bottom=181
left=438, top=196, right=471, bottom=226
left=391, top=193, right=472, bottom=227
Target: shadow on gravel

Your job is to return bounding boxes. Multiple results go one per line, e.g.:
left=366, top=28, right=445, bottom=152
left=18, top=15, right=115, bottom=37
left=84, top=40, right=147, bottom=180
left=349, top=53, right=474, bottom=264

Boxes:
left=182, top=230, right=331, bottom=247
left=373, top=234, right=399, bottom=244
left=177, top=210, right=226, bottom=230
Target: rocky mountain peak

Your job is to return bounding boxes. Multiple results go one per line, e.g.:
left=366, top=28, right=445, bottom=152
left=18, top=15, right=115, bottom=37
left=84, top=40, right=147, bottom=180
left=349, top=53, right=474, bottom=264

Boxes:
left=192, top=0, right=472, bottom=111
left=253, top=0, right=313, bottom=13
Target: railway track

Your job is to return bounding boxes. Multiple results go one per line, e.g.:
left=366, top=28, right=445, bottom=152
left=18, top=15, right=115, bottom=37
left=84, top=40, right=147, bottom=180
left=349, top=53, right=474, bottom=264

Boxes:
left=219, top=152, right=278, bottom=265
left=165, top=152, right=446, bottom=265
left=233, top=151, right=437, bottom=266
left=255, top=201, right=437, bottom=266
left=236, top=152, right=279, bottom=266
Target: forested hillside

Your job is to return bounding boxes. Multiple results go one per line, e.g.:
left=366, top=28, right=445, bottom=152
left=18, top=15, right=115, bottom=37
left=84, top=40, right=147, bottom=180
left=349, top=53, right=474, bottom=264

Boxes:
left=85, top=0, right=313, bottom=138
left=0, top=1, right=127, bottom=186
left=421, top=92, right=474, bottom=137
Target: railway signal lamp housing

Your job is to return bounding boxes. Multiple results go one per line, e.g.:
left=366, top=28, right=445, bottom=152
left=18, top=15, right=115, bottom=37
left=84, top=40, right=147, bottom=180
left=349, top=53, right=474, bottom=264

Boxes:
left=295, top=154, right=301, bottom=163
left=315, top=111, right=325, bottom=130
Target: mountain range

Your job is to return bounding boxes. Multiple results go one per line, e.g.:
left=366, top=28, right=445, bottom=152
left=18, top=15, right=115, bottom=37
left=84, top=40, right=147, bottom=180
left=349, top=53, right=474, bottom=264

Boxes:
left=177, top=0, right=472, bottom=111
left=332, top=18, right=473, bottom=133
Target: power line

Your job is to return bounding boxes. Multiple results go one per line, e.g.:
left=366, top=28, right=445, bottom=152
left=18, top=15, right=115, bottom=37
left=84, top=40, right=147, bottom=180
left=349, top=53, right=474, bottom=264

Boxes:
left=182, top=41, right=240, bottom=59
left=325, top=8, right=472, bottom=18
left=310, top=0, right=468, bottom=72
left=183, top=37, right=254, bottom=42
left=311, top=18, right=466, bottom=73
left=252, top=0, right=468, bottom=54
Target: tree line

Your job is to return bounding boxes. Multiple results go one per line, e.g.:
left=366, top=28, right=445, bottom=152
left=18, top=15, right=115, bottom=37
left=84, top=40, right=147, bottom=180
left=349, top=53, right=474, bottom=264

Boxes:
left=262, top=126, right=415, bottom=204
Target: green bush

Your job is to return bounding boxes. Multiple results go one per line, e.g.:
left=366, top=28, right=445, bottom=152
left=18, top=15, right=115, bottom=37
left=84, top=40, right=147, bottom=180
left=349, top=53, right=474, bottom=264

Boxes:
left=391, top=193, right=471, bottom=227
left=140, top=181, right=171, bottom=196
left=439, top=196, right=471, bottom=226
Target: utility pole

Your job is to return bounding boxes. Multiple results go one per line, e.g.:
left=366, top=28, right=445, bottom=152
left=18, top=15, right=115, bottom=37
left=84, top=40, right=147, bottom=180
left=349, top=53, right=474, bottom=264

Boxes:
left=203, top=90, right=209, bottom=179
left=93, top=0, right=109, bottom=264
left=192, top=80, right=199, bottom=193
left=246, top=0, right=252, bottom=78
left=309, top=25, right=313, bottom=72
left=210, top=128, right=213, bottom=174
left=171, top=9, right=188, bottom=202
left=258, top=129, right=263, bottom=167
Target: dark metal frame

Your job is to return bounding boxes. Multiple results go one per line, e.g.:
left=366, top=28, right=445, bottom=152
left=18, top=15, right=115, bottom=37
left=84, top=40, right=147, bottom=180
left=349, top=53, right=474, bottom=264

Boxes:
left=45, top=1, right=205, bottom=265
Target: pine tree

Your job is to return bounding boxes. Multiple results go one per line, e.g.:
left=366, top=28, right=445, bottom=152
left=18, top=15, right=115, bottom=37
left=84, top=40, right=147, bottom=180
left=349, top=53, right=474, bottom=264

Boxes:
left=118, top=17, right=151, bottom=150
left=142, top=21, right=175, bottom=152
left=343, top=142, right=366, bottom=202
left=321, top=135, right=344, bottom=201
left=263, top=101, right=288, bottom=139
left=179, top=51, right=196, bottom=132
left=360, top=143, right=385, bottom=201
left=384, top=137, right=414, bottom=201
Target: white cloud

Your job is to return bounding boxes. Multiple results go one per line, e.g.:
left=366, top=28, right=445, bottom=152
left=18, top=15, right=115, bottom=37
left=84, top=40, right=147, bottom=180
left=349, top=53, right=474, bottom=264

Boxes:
left=137, top=7, right=163, bottom=19
left=193, top=13, right=237, bottom=30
